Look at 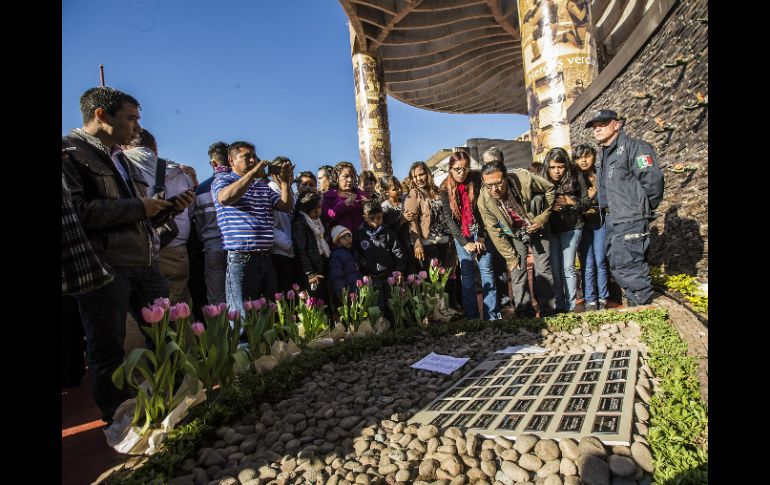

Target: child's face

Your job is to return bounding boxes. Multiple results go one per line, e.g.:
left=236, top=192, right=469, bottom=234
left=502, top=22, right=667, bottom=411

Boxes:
left=364, top=212, right=383, bottom=229
left=308, top=206, right=322, bottom=219
left=337, top=232, right=352, bottom=248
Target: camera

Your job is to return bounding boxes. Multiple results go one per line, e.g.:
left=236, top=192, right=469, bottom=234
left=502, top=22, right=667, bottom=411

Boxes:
left=268, top=156, right=293, bottom=175
left=514, top=226, right=532, bottom=245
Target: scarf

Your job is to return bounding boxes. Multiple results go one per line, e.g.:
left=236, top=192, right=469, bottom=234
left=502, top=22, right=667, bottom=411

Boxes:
left=301, top=211, right=330, bottom=258
left=457, top=183, right=474, bottom=238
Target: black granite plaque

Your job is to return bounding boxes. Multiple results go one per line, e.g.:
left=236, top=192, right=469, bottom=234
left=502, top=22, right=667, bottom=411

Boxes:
left=489, top=399, right=510, bottom=412
left=574, top=383, right=596, bottom=395
left=548, top=355, right=565, bottom=364
left=511, top=359, right=526, bottom=367
left=557, top=414, right=585, bottom=432
left=548, top=384, right=569, bottom=396
left=524, top=385, right=544, bottom=396
left=613, top=350, right=631, bottom=358
left=603, top=382, right=625, bottom=394
left=497, top=414, right=524, bottom=430
left=500, top=385, right=522, bottom=397
left=462, top=388, right=481, bottom=398
left=476, top=377, right=492, bottom=386
left=521, top=365, right=539, bottom=375
left=563, top=363, right=580, bottom=372
left=557, top=372, right=576, bottom=383
left=611, top=359, right=629, bottom=369
left=586, top=360, right=604, bottom=370
left=590, top=352, right=607, bottom=361
left=447, top=400, right=467, bottom=411
left=598, top=396, right=623, bottom=412
left=525, top=414, right=553, bottom=432
left=480, top=387, right=500, bottom=398
left=538, top=398, right=561, bottom=412
left=457, top=379, right=475, bottom=389
left=566, top=396, right=591, bottom=412
left=466, top=399, right=488, bottom=412
left=512, top=375, right=531, bottom=385
left=568, top=354, right=584, bottom=362
left=607, top=369, right=628, bottom=381
left=444, top=387, right=463, bottom=398
left=580, top=371, right=600, bottom=382
left=512, top=399, right=535, bottom=412
left=451, top=413, right=475, bottom=428
left=542, top=364, right=558, bottom=373
left=494, top=377, right=510, bottom=386
left=472, top=414, right=496, bottom=428
left=428, top=400, right=449, bottom=411
left=534, top=373, right=552, bottom=384
left=592, top=414, right=620, bottom=433
left=431, top=414, right=452, bottom=426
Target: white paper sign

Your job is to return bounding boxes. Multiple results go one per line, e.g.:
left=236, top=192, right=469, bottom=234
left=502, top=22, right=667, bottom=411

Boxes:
left=411, top=352, right=470, bottom=374
left=495, top=345, right=548, bottom=354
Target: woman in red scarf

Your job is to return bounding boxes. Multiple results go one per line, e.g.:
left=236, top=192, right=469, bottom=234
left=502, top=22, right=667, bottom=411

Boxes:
left=440, top=151, right=500, bottom=320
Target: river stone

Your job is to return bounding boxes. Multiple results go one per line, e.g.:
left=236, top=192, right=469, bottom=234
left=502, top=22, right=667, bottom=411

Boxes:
left=461, top=456, right=479, bottom=468
left=204, top=452, right=226, bottom=468
left=608, top=455, right=637, bottom=477
left=480, top=449, right=495, bottom=461
left=500, top=449, right=519, bottom=462
left=534, top=440, right=560, bottom=461
left=285, top=439, right=301, bottom=455
left=611, top=446, right=632, bottom=457
left=445, top=427, right=463, bottom=440
left=427, top=437, right=441, bottom=454
left=635, top=385, right=651, bottom=404
left=630, top=442, right=654, bottom=473
left=355, top=473, right=370, bottom=484
left=419, top=459, right=439, bottom=479
left=560, top=458, right=577, bottom=476
left=379, top=463, right=399, bottom=475
left=354, top=441, right=369, bottom=456
left=466, top=433, right=479, bottom=456
left=436, top=468, right=455, bottom=480
left=514, top=434, right=538, bottom=454
left=544, top=475, right=562, bottom=485
left=500, top=461, right=529, bottom=482
left=493, top=436, right=513, bottom=449
left=340, top=416, right=361, bottom=430
left=578, top=455, right=610, bottom=485
left=536, top=459, right=560, bottom=478
left=558, top=439, right=579, bottom=461
left=495, top=470, right=514, bottom=485
left=635, top=422, right=649, bottom=436
left=563, top=476, right=580, bottom=485
left=418, top=425, right=439, bottom=442
left=440, top=456, right=463, bottom=476
left=239, top=440, right=258, bottom=455
left=610, top=477, right=636, bottom=485
left=519, top=453, right=543, bottom=472
left=396, top=469, right=411, bottom=482
left=578, top=437, right=607, bottom=458
left=264, top=431, right=280, bottom=447
left=480, top=460, right=497, bottom=478
left=634, top=403, right=650, bottom=422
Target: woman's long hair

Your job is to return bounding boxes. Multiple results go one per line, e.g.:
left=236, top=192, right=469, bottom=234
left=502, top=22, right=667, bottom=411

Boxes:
left=408, top=161, right=439, bottom=199
left=329, top=161, right=358, bottom=191
left=572, top=144, right=597, bottom=173
left=542, top=147, right=579, bottom=195
left=378, top=175, right=402, bottom=203
left=442, top=151, right=475, bottom=220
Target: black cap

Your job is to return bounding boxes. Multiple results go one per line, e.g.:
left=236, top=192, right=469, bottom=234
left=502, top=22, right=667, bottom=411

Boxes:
left=584, top=109, right=619, bottom=128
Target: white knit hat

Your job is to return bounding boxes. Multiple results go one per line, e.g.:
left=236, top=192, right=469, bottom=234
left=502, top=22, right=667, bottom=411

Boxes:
left=330, top=225, right=352, bottom=245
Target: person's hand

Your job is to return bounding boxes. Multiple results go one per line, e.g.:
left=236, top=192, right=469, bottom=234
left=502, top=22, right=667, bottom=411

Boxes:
left=279, top=160, right=294, bottom=184
left=404, top=210, right=418, bottom=222
left=248, top=160, right=267, bottom=177
left=527, top=222, right=542, bottom=233
left=141, top=197, right=173, bottom=217
left=172, top=190, right=195, bottom=211
left=463, top=242, right=477, bottom=254
left=588, top=186, right=597, bottom=199
left=414, top=244, right=425, bottom=261
left=476, top=238, right=486, bottom=252
left=308, top=274, right=322, bottom=286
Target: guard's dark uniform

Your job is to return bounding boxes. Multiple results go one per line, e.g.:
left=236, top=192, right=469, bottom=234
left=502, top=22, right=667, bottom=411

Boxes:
left=596, top=131, right=664, bottom=305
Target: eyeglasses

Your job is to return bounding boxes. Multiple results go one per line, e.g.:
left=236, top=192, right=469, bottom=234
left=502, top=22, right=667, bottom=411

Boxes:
left=451, top=167, right=469, bottom=174
left=483, top=180, right=506, bottom=190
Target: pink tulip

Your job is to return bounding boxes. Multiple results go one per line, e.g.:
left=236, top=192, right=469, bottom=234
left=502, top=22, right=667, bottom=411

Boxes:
left=419, top=271, right=428, bottom=280
left=244, top=300, right=253, bottom=311
left=431, top=258, right=440, bottom=268
left=439, top=268, right=446, bottom=275
left=415, top=278, right=423, bottom=286
left=298, top=291, right=308, bottom=300
left=307, top=297, right=316, bottom=308
left=356, top=279, right=363, bottom=288
left=292, top=283, right=300, bottom=292
left=350, top=292, right=357, bottom=301
left=153, top=297, right=170, bottom=310
left=259, top=297, right=267, bottom=307
left=142, top=305, right=165, bottom=324
left=407, top=275, right=415, bottom=284
left=169, top=306, right=179, bottom=321
left=387, top=277, right=396, bottom=286
left=363, top=276, right=370, bottom=285
left=253, top=299, right=264, bottom=311
left=173, top=302, right=190, bottom=320
left=392, top=271, right=402, bottom=279
left=228, top=309, right=239, bottom=321
left=218, top=302, right=228, bottom=313
left=275, top=292, right=284, bottom=302
left=269, top=303, right=278, bottom=312
left=191, top=322, right=205, bottom=336
left=203, top=304, right=221, bottom=318
left=287, top=290, right=296, bottom=301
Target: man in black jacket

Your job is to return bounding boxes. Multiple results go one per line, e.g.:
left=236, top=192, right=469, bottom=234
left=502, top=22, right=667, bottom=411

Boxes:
left=61, top=87, right=193, bottom=424
left=587, top=109, right=665, bottom=306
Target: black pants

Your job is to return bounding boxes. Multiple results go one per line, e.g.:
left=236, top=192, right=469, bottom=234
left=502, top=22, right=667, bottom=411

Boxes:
left=509, top=229, right=555, bottom=316
left=272, top=254, right=298, bottom=294
left=62, top=296, right=86, bottom=388
left=605, top=217, right=654, bottom=305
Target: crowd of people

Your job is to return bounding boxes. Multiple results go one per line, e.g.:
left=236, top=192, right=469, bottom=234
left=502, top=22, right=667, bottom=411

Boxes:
left=62, top=87, right=664, bottom=424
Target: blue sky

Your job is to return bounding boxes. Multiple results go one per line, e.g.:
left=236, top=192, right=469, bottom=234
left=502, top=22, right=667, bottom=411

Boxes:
left=62, top=0, right=529, bottom=181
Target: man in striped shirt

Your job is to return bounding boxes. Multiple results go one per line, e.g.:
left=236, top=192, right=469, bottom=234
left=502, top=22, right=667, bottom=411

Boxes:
left=212, top=141, right=294, bottom=317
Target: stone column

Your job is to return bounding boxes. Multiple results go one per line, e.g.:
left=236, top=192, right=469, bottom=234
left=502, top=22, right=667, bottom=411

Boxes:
left=517, top=0, right=599, bottom=164
left=350, top=29, right=393, bottom=178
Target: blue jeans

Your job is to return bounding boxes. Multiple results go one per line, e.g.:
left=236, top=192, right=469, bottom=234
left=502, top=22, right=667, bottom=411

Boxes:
left=455, top=236, right=500, bottom=320
left=579, top=224, right=609, bottom=303
left=549, top=229, right=582, bottom=311
left=75, top=264, right=168, bottom=421
left=226, top=251, right=277, bottom=318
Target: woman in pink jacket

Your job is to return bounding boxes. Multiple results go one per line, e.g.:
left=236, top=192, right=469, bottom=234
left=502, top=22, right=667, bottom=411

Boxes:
left=321, top=161, right=369, bottom=236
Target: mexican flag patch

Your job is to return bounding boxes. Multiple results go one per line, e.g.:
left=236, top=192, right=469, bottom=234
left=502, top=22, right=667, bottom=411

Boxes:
left=636, top=155, right=653, bottom=169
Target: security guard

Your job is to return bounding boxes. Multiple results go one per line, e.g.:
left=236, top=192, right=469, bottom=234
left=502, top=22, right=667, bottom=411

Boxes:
left=586, top=110, right=664, bottom=306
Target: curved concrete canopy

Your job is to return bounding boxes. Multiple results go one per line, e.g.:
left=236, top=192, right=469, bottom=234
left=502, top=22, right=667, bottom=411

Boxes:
left=340, top=0, right=654, bottom=114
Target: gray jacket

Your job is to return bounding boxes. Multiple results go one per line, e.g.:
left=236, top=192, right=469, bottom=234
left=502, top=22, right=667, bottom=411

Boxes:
left=597, top=131, right=664, bottom=223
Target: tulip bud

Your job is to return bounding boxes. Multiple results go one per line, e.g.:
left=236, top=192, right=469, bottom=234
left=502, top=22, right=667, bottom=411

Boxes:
left=298, top=291, right=308, bottom=300
left=153, top=297, right=170, bottom=310
left=191, top=322, right=205, bottom=336
left=363, top=276, right=370, bottom=285
left=307, top=297, right=316, bottom=308
left=243, top=300, right=253, bottom=311
left=419, top=271, right=428, bottom=280
left=142, top=305, right=165, bottom=324
left=387, top=277, right=396, bottom=286
left=168, top=306, right=179, bottom=321
left=431, top=258, right=440, bottom=268
left=350, top=292, right=357, bottom=301
left=269, top=303, right=278, bottom=312
left=259, top=297, right=267, bottom=307
left=439, top=267, right=446, bottom=275
left=407, top=275, right=415, bottom=284
left=392, top=271, right=402, bottom=278
left=356, top=279, right=363, bottom=288
left=287, top=290, right=295, bottom=301
left=415, top=278, right=423, bottom=286
left=218, top=302, right=228, bottom=313
left=228, top=309, right=239, bottom=321
left=175, top=302, right=190, bottom=319
left=275, top=292, right=284, bottom=302
left=203, top=304, right=220, bottom=318
left=292, top=283, right=300, bottom=292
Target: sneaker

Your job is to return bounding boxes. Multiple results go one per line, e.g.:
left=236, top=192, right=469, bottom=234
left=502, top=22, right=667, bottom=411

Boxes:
left=586, top=302, right=598, bottom=312
left=598, top=299, right=607, bottom=310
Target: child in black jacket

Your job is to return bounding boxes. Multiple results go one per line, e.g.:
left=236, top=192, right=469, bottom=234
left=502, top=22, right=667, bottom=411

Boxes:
left=353, top=200, right=405, bottom=318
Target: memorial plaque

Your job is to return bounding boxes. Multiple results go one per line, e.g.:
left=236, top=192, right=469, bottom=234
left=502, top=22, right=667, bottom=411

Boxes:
left=498, top=414, right=525, bottom=430
left=592, top=414, right=620, bottom=433
left=525, top=414, right=553, bottom=432
left=558, top=414, right=585, bottom=432
left=598, top=396, right=623, bottom=412
left=538, top=398, right=561, bottom=412
left=411, top=348, right=639, bottom=444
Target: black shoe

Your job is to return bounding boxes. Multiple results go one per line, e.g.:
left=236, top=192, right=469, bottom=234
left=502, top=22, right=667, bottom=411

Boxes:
left=598, top=299, right=607, bottom=310
left=586, top=302, right=598, bottom=312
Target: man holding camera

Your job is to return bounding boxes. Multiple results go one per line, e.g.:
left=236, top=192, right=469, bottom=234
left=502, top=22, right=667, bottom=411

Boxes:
left=62, top=87, right=193, bottom=424
left=586, top=109, right=664, bottom=306
left=478, top=160, right=557, bottom=318
left=212, top=142, right=294, bottom=317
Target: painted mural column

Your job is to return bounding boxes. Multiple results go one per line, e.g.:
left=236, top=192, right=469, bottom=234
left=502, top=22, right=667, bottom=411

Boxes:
left=350, top=29, right=393, bottom=177
left=517, top=0, right=599, bottom=164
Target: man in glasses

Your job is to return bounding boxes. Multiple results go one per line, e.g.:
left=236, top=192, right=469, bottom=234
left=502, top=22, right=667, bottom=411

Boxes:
left=477, top=158, right=557, bottom=318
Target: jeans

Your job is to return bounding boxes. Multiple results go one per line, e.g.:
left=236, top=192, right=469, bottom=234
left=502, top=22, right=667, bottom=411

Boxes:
left=509, top=227, right=555, bottom=316
left=455, top=235, right=500, bottom=320
left=549, top=229, right=582, bottom=311
left=226, top=251, right=277, bottom=318
left=579, top=224, right=609, bottom=303
left=75, top=264, right=168, bottom=421
left=204, top=246, right=227, bottom=305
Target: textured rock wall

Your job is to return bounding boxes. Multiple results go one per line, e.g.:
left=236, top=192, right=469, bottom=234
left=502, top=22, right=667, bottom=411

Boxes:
left=570, top=0, right=708, bottom=280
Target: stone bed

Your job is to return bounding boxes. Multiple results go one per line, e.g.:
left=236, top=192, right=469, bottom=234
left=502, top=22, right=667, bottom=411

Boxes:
left=170, top=319, right=657, bottom=485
